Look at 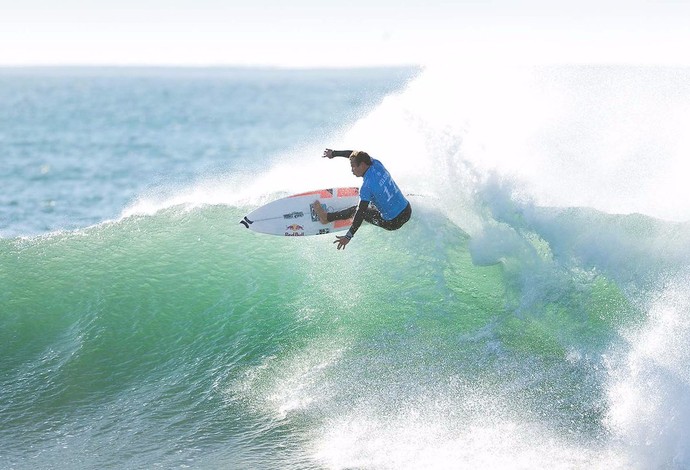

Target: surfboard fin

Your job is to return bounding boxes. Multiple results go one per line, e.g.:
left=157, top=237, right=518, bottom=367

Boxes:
left=240, top=216, right=253, bottom=229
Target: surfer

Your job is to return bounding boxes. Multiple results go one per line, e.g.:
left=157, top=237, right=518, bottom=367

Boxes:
left=314, top=148, right=411, bottom=250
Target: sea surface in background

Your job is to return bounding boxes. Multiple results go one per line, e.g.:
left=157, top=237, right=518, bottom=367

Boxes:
left=0, top=67, right=415, bottom=237
left=2, top=65, right=690, bottom=469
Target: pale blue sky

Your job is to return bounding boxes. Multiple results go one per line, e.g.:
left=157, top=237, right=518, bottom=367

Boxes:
left=2, top=0, right=689, bottom=66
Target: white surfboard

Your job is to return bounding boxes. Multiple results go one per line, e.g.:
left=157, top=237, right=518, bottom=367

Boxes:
left=240, top=187, right=360, bottom=236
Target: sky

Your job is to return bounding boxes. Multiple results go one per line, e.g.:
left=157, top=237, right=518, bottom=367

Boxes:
left=2, top=0, right=690, bottom=67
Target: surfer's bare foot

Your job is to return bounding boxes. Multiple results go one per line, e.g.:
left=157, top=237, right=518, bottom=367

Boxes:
left=313, top=200, right=329, bottom=224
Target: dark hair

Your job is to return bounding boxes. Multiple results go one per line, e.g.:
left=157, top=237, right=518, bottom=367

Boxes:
left=349, top=150, right=372, bottom=166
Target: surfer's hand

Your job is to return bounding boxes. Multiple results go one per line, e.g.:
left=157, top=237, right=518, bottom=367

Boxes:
left=334, top=235, right=350, bottom=250
left=323, top=148, right=334, bottom=159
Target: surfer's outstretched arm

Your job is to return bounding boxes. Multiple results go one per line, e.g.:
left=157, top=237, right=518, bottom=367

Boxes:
left=323, top=149, right=353, bottom=159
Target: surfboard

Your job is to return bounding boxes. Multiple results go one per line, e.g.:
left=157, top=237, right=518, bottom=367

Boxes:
left=240, top=187, right=360, bottom=236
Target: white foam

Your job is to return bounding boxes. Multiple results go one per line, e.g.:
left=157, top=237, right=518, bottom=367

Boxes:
left=340, top=65, right=690, bottom=223
left=313, top=395, right=631, bottom=470
left=605, top=272, right=690, bottom=468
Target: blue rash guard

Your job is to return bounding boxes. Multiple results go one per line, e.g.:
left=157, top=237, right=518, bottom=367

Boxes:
left=326, top=150, right=412, bottom=240
left=360, top=159, right=409, bottom=220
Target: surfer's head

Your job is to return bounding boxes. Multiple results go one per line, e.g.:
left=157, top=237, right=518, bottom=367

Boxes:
left=349, top=150, right=372, bottom=167
left=349, top=151, right=371, bottom=177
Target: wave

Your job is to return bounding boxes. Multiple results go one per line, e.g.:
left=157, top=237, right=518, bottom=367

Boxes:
left=3, top=64, right=690, bottom=468
left=3, top=199, right=689, bottom=468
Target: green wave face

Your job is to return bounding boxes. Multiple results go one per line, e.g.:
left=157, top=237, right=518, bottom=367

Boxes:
left=4, top=201, right=672, bottom=469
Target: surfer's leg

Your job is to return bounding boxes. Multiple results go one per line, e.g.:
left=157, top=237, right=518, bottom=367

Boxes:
left=313, top=201, right=357, bottom=224
left=327, top=206, right=357, bottom=222
left=365, top=203, right=412, bottom=231
left=362, top=206, right=385, bottom=227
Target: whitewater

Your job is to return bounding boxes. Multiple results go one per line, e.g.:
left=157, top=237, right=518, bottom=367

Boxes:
left=2, top=65, right=690, bottom=469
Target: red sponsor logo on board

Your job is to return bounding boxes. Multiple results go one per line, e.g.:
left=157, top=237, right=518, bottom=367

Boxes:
left=285, top=224, right=305, bottom=236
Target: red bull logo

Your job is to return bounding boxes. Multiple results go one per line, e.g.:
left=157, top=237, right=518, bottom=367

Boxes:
left=285, top=224, right=305, bottom=236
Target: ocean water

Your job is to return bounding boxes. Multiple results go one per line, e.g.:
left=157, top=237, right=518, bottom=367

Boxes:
left=2, top=65, right=690, bottom=469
